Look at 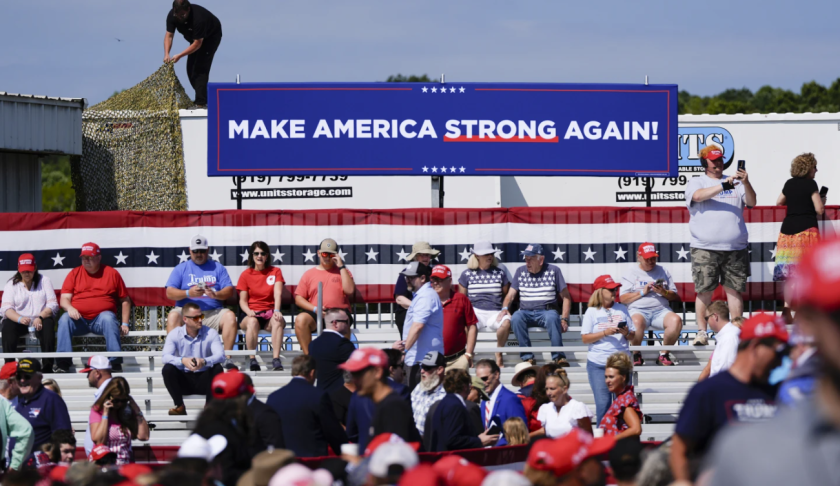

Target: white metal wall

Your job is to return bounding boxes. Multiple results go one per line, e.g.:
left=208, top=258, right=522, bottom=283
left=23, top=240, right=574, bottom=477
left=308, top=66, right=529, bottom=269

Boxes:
left=0, top=94, right=83, bottom=155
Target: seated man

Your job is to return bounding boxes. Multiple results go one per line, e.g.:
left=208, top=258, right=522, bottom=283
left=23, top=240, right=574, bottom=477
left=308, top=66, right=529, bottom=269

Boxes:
left=294, top=238, right=356, bottom=354
left=165, top=235, right=238, bottom=370
left=500, top=243, right=572, bottom=367
left=161, top=302, right=226, bottom=415
left=619, top=242, right=683, bottom=366
left=56, top=243, right=131, bottom=372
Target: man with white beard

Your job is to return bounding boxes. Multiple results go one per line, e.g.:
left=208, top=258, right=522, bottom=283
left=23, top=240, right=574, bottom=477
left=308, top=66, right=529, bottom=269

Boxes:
left=410, top=351, right=447, bottom=436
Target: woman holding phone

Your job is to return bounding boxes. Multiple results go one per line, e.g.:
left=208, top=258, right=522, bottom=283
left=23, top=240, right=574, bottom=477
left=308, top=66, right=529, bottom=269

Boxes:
left=580, top=275, right=635, bottom=424
left=89, top=377, right=149, bottom=464
left=775, top=153, right=826, bottom=321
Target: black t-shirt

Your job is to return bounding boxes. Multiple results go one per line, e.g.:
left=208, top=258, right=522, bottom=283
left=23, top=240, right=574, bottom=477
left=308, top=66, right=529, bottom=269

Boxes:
left=675, top=371, right=776, bottom=463
left=371, top=391, right=422, bottom=445
left=330, top=385, right=353, bottom=426
left=166, top=4, right=222, bottom=44
left=781, top=177, right=819, bottom=235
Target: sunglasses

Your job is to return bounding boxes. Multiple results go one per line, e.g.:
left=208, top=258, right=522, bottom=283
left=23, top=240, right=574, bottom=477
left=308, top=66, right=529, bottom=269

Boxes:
left=252, top=251, right=266, bottom=256
left=319, top=252, right=335, bottom=258
left=478, top=375, right=492, bottom=382
left=333, top=319, right=349, bottom=325
left=185, top=314, right=205, bottom=321
left=704, top=313, right=716, bottom=321
left=191, top=250, right=207, bottom=254
left=420, top=365, right=440, bottom=372
left=16, top=373, right=32, bottom=381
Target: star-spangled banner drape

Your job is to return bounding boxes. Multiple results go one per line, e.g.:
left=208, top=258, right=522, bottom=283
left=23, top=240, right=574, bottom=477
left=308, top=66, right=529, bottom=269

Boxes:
left=1, top=207, right=838, bottom=306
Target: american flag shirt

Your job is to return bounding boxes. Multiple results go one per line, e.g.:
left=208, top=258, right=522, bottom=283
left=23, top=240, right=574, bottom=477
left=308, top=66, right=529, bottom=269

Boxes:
left=511, top=263, right=567, bottom=311
left=458, top=267, right=509, bottom=310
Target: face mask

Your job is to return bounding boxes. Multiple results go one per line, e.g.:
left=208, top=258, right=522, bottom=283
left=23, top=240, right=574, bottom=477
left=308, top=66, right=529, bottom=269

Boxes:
left=769, top=356, right=793, bottom=386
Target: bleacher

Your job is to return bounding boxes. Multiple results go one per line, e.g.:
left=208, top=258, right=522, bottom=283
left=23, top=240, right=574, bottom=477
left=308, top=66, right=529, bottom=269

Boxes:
left=2, top=310, right=720, bottom=449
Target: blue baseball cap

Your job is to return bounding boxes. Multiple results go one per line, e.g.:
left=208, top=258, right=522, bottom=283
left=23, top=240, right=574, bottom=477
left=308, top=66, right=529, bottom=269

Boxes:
left=521, top=244, right=544, bottom=257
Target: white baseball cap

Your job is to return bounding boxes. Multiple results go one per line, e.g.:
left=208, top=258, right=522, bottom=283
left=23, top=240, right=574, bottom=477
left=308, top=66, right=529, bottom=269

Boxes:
left=190, top=235, right=209, bottom=251
left=368, top=442, right=418, bottom=479
left=177, top=434, right=228, bottom=461
left=79, top=356, right=112, bottom=373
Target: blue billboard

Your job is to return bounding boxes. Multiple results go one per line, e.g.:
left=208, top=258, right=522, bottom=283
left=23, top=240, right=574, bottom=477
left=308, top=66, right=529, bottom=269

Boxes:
left=207, top=82, right=678, bottom=177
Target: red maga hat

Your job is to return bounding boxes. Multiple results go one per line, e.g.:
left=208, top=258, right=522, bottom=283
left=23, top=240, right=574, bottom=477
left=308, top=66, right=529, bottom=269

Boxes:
left=17, top=254, right=36, bottom=272
left=788, top=237, right=840, bottom=312
left=637, top=243, right=658, bottom=259
left=211, top=370, right=254, bottom=399
left=740, top=312, right=789, bottom=343
left=593, top=275, right=621, bottom=291
left=339, top=348, right=389, bottom=372
left=430, top=265, right=452, bottom=279
left=80, top=242, right=101, bottom=257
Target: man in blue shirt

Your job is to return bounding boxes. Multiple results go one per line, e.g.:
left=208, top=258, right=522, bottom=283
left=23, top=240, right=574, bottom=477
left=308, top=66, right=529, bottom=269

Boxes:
left=13, top=358, right=71, bottom=454
left=394, top=262, right=444, bottom=392
left=161, top=302, right=226, bottom=415
left=165, top=235, right=238, bottom=370
left=500, top=243, right=572, bottom=367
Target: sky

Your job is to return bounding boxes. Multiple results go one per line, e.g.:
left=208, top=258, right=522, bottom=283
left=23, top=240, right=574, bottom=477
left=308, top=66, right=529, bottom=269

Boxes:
left=2, top=0, right=839, bottom=105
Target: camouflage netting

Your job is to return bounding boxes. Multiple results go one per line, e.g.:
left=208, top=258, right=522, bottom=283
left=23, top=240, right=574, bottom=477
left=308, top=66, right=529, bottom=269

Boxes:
left=74, top=64, right=194, bottom=211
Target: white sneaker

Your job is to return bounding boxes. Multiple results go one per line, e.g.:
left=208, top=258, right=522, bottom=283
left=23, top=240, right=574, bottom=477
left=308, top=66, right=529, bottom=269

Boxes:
left=693, top=330, right=709, bottom=346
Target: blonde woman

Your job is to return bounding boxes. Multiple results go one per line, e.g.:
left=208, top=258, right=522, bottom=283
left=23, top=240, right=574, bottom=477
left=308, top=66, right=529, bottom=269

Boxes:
left=502, top=417, right=530, bottom=446
left=458, top=240, right=511, bottom=367
left=581, top=275, right=635, bottom=424
left=531, top=369, right=593, bottom=439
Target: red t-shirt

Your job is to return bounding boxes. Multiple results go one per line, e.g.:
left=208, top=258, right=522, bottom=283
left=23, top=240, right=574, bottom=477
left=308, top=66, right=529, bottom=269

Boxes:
left=236, top=266, right=285, bottom=312
left=295, top=266, right=353, bottom=310
left=61, top=266, right=129, bottom=320
left=441, top=291, right=478, bottom=356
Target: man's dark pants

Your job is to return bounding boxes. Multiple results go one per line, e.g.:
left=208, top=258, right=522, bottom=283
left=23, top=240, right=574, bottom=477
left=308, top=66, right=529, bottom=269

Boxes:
left=186, top=35, right=221, bottom=106
left=162, top=363, right=224, bottom=406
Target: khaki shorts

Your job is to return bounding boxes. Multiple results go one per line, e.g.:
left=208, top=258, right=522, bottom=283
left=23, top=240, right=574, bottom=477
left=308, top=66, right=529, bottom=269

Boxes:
left=690, top=247, right=750, bottom=294
left=172, top=306, right=232, bottom=331
left=445, top=353, right=470, bottom=372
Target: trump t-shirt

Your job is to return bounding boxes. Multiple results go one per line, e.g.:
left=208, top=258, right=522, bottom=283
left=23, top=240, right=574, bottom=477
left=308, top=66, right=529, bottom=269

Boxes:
left=165, top=260, right=233, bottom=311
left=236, top=266, right=285, bottom=312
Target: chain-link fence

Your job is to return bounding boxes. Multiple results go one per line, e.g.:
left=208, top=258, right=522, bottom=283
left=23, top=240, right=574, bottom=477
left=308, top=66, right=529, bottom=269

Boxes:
left=75, top=64, right=193, bottom=211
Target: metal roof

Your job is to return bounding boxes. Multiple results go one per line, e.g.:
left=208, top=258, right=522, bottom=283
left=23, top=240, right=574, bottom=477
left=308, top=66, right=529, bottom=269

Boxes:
left=0, top=92, right=84, bottom=154
left=0, top=91, right=86, bottom=107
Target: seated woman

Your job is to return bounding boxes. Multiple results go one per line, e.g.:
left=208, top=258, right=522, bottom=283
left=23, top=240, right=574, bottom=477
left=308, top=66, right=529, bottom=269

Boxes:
left=89, top=377, right=150, bottom=465
left=237, top=241, right=287, bottom=371
left=599, top=352, right=642, bottom=439
left=532, top=369, right=594, bottom=439
left=1, top=254, right=59, bottom=371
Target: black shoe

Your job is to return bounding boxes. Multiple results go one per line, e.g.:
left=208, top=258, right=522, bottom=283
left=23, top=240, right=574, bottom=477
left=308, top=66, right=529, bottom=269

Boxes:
left=272, top=358, right=284, bottom=371
left=224, top=358, right=239, bottom=371
left=53, top=364, right=69, bottom=373
left=249, top=359, right=261, bottom=372
left=111, top=363, right=123, bottom=372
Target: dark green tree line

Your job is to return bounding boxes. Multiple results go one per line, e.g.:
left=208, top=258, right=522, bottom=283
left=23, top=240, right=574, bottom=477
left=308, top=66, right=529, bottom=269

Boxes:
left=679, top=79, right=840, bottom=114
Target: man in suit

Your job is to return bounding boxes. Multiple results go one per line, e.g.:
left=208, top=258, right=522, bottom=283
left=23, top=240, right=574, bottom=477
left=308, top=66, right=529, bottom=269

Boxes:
left=476, top=359, right=526, bottom=446
left=428, top=369, right=498, bottom=452
left=266, top=355, right=347, bottom=457
left=240, top=374, right=285, bottom=455
left=309, top=308, right=356, bottom=393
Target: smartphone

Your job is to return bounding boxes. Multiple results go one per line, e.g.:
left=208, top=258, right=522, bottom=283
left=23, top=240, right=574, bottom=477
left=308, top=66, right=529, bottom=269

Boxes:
left=486, top=423, right=502, bottom=435
left=617, top=321, right=627, bottom=329
left=655, top=278, right=665, bottom=286
left=820, top=186, right=829, bottom=198
left=195, top=281, right=207, bottom=290
left=737, top=160, right=746, bottom=172
left=191, top=358, right=197, bottom=367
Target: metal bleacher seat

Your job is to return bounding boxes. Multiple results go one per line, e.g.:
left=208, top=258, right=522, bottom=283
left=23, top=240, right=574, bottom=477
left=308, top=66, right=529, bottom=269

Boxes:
left=1, top=310, right=721, bottom=446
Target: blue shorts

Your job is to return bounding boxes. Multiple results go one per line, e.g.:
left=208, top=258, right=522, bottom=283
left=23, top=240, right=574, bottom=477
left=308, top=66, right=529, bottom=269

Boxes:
left=629, top=307, right=673, bottom=330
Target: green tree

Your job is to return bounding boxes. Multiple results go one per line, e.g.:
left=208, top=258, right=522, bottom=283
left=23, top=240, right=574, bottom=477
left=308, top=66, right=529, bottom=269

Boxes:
left=679, top=78, right=840, bottom=114
left=41, top=155, right=76, bottom=212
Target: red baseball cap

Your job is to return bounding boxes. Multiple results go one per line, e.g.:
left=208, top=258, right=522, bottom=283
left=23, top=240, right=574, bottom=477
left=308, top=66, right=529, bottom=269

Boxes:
left=699, top=146, right=724, bottom=161
left=430, top=265, right=452, bottom=279
left=526, top=430, right=612, bottom=478
left=740, top=312, right=789, bottom=343
left=637, top=243, right=658, bottom=259
left=445, top=461, right=488, bottom=486
left=80, top=242, right=101, bottom=257
left=17, top=254, right=36, bottom=272
left=398, top=465, right=443, bottom=486
left=432, top=455, right=466, bottom=478
left=49, top=465, right=70, bottom=482
left=211, top=370, right=254, bottom=399
left=119, top=463, right=153, bottom=480
left=788, top=237, right=840, bottom=312
left=0, top=362, right=17, bottom=380
left=365, top=433, right=420, bottom=456
left=593, top=275, right=621, bottom=291
left=339, top=347, right=389, bottom=372
left=88, top=444, right=116, bottom=462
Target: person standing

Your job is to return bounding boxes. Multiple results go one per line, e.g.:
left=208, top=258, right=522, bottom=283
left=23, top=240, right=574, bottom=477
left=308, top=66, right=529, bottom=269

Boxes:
left=429, top=266, right=478, bottom=371
left=670, top=313, right=786, bottom=483
left=393, top=262, right=444, bottom=391
left=581, top=276, right=635, bottom=424
left=476, top=359, right=527, bottom=446
left=394, top=242, right=439, bottom=337
left=309, top=308, right=356, bottom=393
left=428, top=370, right=498, bottom=452
left=531, top=369, right=594, bottom=439
left=619, top=243, right=682, bottom=366
left=294, top=238, right=356, bottom=355
left=56, top=243, right=131, bottom=372
left=0, top=393, right=32, bottom=471
left=458, top=240, right=511, bottom=367
left=501, top=243, right=572, bottom=367
left=684, top=145, right=756, bottom=345
left=410, top=352, right=447, bottom=437
left=600, top=352, right=642, bottom=439
left=165, top=235, right=238, bottom=370
left=236, top=241, right=287, bottom=372
left=13, top=359, right=72, bottom=454
left=88, top=377, right=150, bottom=465
left=79, top=356, right=113, bottom=456
left=1, top=254, right=59, bottom=372
left=774, top=152, right=826, bottom=321
left=164, top=0, right=222, bottom=108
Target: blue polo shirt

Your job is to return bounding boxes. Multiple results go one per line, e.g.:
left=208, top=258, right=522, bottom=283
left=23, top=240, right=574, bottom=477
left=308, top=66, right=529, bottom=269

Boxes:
left=402, top=282, right=444, bottom=366
left=15, top=385, right=72, bottom=449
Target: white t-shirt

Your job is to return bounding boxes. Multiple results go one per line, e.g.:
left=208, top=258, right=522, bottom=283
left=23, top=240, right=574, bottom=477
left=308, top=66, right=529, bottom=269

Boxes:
left=620, top=265, right=677, bottom=311
left=536, top=398, right=594, bottom=438
left=709, top=322, right=740, bottom=377
left=580, top=304, right=635, bottom=366
left=684, top=175, right=749, bottom=251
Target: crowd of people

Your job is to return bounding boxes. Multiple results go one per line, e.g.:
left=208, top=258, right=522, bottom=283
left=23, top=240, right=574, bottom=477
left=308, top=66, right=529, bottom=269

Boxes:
left=0, top=151, right=835, bottom=485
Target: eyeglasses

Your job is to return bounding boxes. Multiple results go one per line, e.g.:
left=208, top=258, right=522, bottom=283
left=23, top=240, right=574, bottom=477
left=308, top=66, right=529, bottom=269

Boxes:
left=319, top=252, right=335, bottom=258
left=333, top=319, right=349, bottom=325
left=705, top=313, right=716, bottom=321
left=252, top=251, right=266, bottom=256
left=185, top=314, right=204, bottom=321
left=191, top=250, right=207, bottom=254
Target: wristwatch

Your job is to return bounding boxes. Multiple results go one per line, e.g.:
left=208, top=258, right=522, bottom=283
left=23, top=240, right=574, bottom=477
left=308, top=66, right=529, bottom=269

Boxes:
left=337, top=265, right=346, bottom=270
left=560, top=317, right=569, bottom=323
left=465, top=352, right=474, bottom=358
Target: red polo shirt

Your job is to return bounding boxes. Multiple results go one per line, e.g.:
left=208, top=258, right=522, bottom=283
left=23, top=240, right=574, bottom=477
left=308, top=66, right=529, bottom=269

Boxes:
left=441, top=290, right=478, bottom=356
